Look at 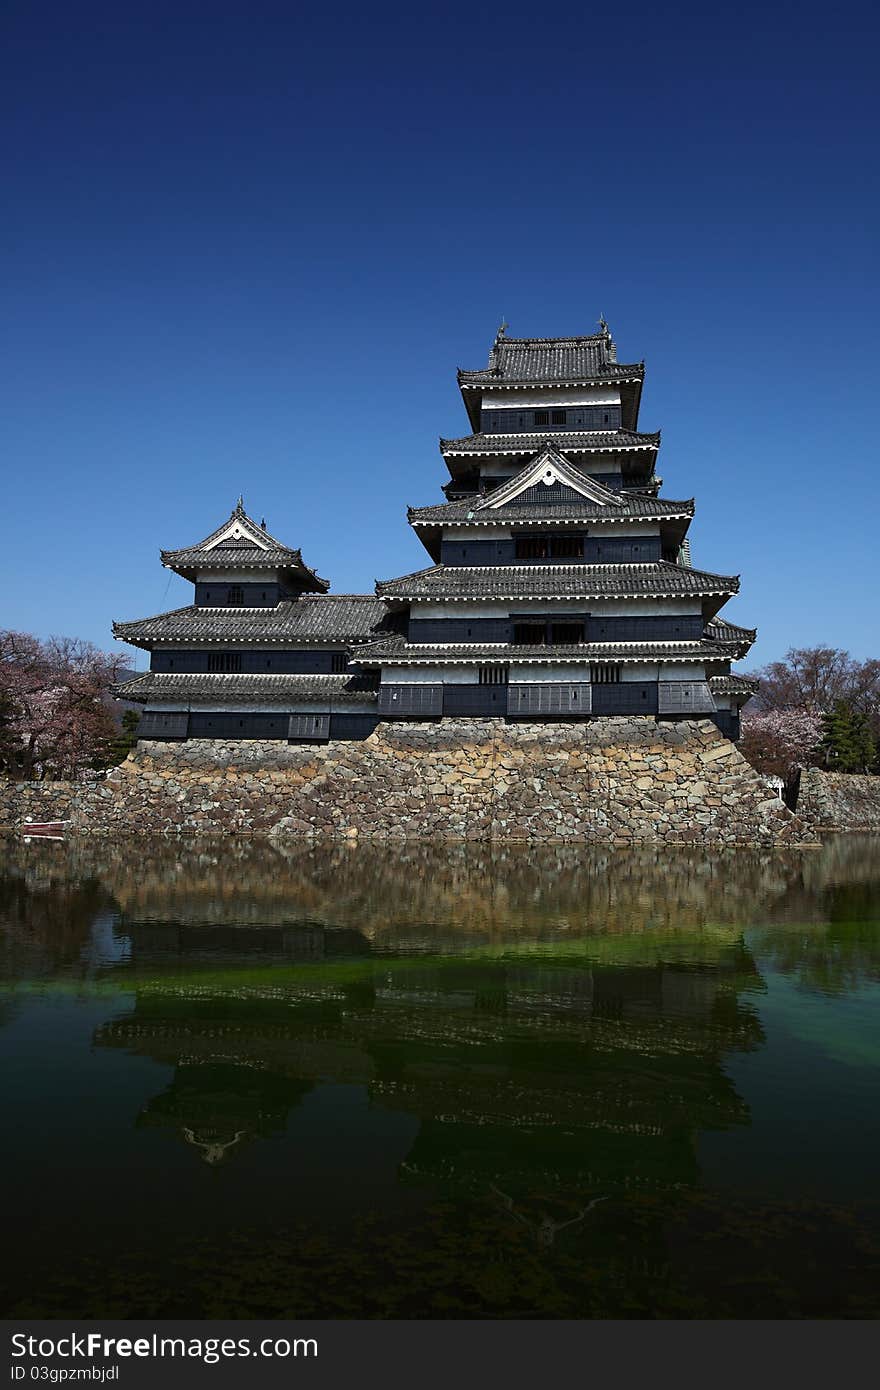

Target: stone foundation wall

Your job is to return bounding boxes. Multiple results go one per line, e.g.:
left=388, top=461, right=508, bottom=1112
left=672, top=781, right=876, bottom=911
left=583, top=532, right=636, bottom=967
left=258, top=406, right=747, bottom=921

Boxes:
left=0, top=719, right=813, bottom=844
left=796, top=767, right=880, bottom=833
left=0, top=780, right=77, bottom=828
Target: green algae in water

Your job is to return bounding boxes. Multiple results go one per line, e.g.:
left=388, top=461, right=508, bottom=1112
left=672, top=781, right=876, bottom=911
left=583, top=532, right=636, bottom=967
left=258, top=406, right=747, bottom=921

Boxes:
left=0, top=834, right=878, bottom=1318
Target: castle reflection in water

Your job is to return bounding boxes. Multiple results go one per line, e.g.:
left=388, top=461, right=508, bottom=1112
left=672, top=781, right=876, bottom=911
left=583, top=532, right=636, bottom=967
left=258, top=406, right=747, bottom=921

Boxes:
left=2, top=836, right=877, bottom=1205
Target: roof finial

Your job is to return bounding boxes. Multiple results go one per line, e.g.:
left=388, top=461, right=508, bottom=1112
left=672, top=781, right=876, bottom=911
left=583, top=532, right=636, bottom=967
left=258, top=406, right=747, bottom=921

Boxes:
left=235, top=494, right=244, bottom=513
left=599, top=315, right=609, bottom=335
left=488, top=319, right=508, bottom=375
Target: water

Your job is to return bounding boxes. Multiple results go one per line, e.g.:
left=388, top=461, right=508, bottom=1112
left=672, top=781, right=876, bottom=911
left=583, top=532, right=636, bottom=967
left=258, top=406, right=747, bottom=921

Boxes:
left=1, top=834, right=878, bottom=1319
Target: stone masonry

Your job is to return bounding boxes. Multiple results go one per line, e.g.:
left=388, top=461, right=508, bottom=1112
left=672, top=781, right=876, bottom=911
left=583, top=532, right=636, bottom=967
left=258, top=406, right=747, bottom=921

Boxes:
left=0, top=719, right=814, bottom=844
left=796, top=767, right=880, bottom=834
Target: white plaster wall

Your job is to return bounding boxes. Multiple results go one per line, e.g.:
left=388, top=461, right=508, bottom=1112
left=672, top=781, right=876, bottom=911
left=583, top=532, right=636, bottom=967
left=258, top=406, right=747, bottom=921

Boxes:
left=596, top=598, right=699, bottom=616
left=481, top=387, right=621, bottom=408
left=193, top=570, right=281, bottom=584
left=442, top=526, right=513, bottom=540
left=440, top=523, right=662, bottom=539
left=508, top=665, right=590, bottom=683
left=380, top=666, right=481, bottom=684
left=659, top=662, right=706, bottom=680
left=381, top=664, right=708, bottom=687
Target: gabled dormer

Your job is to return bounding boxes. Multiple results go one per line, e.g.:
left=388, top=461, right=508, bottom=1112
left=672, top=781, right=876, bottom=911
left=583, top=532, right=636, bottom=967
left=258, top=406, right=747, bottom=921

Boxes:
left=476, top=445, right=618, bottom=511
left=160, top=499, right=330, bottom=607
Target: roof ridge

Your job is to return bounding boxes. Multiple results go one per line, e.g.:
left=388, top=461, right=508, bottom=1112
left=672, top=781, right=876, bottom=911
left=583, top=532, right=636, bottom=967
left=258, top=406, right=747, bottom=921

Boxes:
left=486, top=334, right=607, bottom=346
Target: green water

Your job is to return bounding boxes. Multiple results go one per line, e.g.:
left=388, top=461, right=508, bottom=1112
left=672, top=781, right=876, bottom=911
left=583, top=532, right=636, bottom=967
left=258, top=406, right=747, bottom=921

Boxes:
left=1, top=834, right=878, bottom=1319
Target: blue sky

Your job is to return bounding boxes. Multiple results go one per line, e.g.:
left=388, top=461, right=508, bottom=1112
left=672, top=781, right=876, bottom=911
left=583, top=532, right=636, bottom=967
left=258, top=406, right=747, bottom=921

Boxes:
left=3, top=1, right=878, bottom=669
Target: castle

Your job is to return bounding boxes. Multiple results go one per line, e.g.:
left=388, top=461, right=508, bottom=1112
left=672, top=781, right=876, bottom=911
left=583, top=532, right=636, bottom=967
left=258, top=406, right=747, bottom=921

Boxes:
left=114, top=322, right=756, bottom=741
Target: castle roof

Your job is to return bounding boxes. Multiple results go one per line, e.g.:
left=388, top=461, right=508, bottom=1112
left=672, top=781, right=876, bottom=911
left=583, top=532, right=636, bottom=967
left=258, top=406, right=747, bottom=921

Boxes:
left=704, top=618, right=757, bottom=658
left=440, top=428, right=659, bottom=457
left=160, top=501, right=329, bottom=590
left=113, top=595, right=388, bottom=650
left=708, top=673, right=759, bottom=698
left=455, top=325, right=645, bottom=430
left=355, top=633, right=736, bottom=666
left=408, top=492, right=693, bottom=526
left=375, top=561, right=739, bottom=603
left=457, top=330, right=640, bottom=386
left=117, top=673, right=379, bottom=705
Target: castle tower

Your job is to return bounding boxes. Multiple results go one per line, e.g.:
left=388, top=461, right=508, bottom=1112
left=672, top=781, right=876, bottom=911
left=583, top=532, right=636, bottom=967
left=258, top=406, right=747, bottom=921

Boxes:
left=358, top=324, right=756, bottom=735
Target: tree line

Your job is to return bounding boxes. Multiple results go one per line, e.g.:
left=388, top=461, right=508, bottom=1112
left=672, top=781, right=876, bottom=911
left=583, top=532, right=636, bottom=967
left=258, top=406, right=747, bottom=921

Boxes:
left=741, top=647, right=880, bottom=779
left=0, top=629, right=138, bottom=780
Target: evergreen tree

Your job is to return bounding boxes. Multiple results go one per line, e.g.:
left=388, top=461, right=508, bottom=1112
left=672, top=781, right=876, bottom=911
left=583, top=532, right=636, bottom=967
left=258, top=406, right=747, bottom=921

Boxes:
left=108, top=709, right=141, bottom=765
left=819, top=700, right=876, bottom=773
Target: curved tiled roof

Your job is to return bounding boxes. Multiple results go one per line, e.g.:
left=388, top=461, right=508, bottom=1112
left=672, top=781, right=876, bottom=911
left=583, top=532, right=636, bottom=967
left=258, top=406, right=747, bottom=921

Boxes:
left=408, top=494, right=694, bottom=525
left=458, top=334, right=643, bottom=387
left=709, top=673, right=760, bottom=698
left=376, top=562, right=739, bottom=602
left=117, top=673, right=379, bottom=705
left=356, top=634, right=735, bottom=665
left=162, top=543, right=312, bottom=571
left=161, top=502, right=329, bottom=591
left=440, top=429, right=659, bottom=455
left=705, top=618, right=758, bottom=645
left=113, top=595, right=389, bottom=649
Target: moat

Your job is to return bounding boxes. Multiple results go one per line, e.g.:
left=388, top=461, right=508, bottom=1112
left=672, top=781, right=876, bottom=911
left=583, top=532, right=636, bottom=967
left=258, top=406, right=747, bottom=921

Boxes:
left=1, top=835, right=878, bottom=1319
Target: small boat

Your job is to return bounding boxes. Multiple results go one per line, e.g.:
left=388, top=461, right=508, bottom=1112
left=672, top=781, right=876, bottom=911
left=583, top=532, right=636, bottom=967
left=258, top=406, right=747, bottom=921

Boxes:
left=21, top=819, right=68, bottom=840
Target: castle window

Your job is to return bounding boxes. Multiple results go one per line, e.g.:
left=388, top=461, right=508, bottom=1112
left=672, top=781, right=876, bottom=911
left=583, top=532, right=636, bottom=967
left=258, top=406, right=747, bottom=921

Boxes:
left=515, top=535, right=548, bottom=559
left=550, top=622, right=583, bottom=645
left=513, top=622, right=546, bottom=646
left=207, top=652, right=242, bottom=672
left=479, top=665, right=509, bottom=685
left=551, top=409, right=566, bottom=426
left=227, top=586, right=244, bottom=606
left=590, top=665, right=621, bottom=683
left=331, top=652, right=347, bottom=673
left=549, top=534, right=582, bottom=558
left=533, top=410, right=549, bottom=427
left=515, top=533, right=582, bottom=560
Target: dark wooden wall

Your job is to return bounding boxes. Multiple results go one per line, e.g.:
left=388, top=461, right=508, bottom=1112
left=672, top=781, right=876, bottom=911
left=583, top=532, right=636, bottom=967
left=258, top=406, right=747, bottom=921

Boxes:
left=150, top=649, right=352, bottom=674
left=440, top=535, right=662, bottom=565
left=480, top=405, right=622, bottom=432
left=194, top=582, right=288, bottom=607
left=407, top=614, right=702, bottom=643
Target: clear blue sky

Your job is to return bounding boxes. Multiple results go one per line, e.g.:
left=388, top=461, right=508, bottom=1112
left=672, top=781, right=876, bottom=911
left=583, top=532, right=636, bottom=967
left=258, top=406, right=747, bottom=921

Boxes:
left=3, top=1, right=878, bottom=670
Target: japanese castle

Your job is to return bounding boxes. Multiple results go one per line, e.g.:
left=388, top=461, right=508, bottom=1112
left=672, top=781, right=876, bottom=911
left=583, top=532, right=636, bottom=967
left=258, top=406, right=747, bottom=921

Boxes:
left=115, top=322, right=757, bottom=741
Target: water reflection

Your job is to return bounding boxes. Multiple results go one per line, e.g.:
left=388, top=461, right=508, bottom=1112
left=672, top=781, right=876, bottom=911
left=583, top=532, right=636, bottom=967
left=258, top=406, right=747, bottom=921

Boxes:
left=0, top=833, right=878, bottom=1318
left=1, top=834, right=878, bottom=964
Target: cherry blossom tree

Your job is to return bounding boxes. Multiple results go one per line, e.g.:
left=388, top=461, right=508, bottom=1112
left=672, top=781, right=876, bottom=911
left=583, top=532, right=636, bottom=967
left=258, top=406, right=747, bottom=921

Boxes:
left=742, top=647, right=879, bottom=778
left=0, top=630, right=130, bottom=780
left=739, top=707, right=823, bottom=780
